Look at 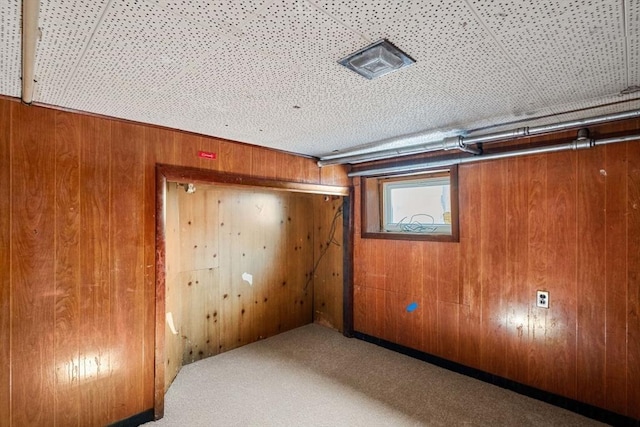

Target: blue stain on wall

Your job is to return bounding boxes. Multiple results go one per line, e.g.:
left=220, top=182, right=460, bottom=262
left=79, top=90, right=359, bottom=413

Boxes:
left=406, top=302, right=418, bottom=312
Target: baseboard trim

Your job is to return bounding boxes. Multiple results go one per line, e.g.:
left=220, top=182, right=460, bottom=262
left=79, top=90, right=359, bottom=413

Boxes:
left=108, top=408, right=155, bottom=427
left=352, top=331, right=639, bottom=427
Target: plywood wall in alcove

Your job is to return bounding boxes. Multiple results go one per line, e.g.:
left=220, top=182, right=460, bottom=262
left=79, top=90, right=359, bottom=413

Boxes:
left=164, top=183, right=344, bottom=390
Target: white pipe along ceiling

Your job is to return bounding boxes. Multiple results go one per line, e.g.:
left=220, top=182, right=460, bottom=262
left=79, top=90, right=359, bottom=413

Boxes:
left=348, top=129, right=640, bottom=177
left=21, top=0, right=39, bottom=104
left=320, top=108, right=640, bottom=167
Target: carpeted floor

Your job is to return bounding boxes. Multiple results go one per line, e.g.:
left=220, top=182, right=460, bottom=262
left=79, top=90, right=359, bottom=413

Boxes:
left=145, top=324, right=605, bottom=426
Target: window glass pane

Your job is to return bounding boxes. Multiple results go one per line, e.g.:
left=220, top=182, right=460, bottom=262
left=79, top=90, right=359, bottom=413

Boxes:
left=389, top=184, right=450, bottom=226
left=361, top=166, right=458, bottom=241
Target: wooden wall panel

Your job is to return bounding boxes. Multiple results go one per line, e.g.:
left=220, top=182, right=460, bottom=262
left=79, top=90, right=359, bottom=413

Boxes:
left=479, top=160, right=507, bottom=376
left=603, top=143, right=628, bottom=413
left=576, top=148, right=607, bottom=408
left=143, top=127, right=174, bottom=409
left=0, top=94, right=11, bottom=426
left=503, top=157, right=529, bottom=385
left=53, top=111, right=82, bottom=426
left=421, top=243, right=438, bottom=355
left=109, top=122, right=147, bottom=421
left=78, top=116, right=112, bottom=425
left=458, top=162, right=482, bottom=370
left=627, top=139, right=640, bottom=420
left=526, top=155, right=548, bottom=391
left=0, top=98, right=348, bottom=426
left=544, top=151, right=577, bottom=399
left=10, top=105, right=57, bottom=426
left=353, top=125, right=640, bottom=419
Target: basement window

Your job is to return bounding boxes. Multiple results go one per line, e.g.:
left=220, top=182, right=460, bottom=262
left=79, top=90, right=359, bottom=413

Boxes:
left=361, top=167, right=459, bottom=242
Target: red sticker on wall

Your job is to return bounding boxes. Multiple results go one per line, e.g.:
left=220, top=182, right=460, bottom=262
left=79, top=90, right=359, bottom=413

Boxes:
left=198, top=151, right=217, bottom=160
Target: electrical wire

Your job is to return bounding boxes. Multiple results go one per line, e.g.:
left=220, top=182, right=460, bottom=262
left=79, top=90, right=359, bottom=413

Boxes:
left=397, top=214, right=438, bottom=233
left=303, top=204, right=343, bottom=292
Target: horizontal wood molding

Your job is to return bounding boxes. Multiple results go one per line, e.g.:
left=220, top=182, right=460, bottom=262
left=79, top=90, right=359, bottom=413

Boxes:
left=157, top=164, right=349, bottom=196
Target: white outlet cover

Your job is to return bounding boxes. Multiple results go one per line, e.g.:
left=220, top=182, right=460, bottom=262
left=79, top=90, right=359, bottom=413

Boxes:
left=536, top=290, right=549, bottom=308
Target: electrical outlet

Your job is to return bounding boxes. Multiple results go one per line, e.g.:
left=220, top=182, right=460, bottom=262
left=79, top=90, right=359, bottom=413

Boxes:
left=536, top=290, right=549, bottom=308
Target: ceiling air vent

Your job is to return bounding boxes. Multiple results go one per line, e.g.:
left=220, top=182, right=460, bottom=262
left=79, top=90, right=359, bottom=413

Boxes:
left=338, top=39, right=415, bottom=80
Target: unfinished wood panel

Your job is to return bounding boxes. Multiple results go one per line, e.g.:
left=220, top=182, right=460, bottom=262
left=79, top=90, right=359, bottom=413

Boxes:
left=313, top=196, right=344, bottom=332
left=217, top=192, right=237, bottom=352
left=286, top=194, right=315, bottom=327
left=78, top=116, right=112, bottom=425
left=236, top=192, right=255, bottom=347
left=10, top=104, right=57, bottom=426
left=53, top=111, right=82, bottom=426
left=109, top=122, right=146, bottom=421
left=543, top=150, right=577, bottom=399
left=627, top=139, right=640, bottom=420
left=576, top=147, right=607, bottom=409
left=164, top=185, right=342, bottom=381
left=0, top=96, right=11, bottom=425
left=254, top=191, right=283, bottom=339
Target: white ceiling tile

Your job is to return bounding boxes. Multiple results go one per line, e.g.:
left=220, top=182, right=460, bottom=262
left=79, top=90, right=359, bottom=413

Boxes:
left=58, top=0, right=225, bottom=110
left=479, top=1, right=624, bottom=64
left=529, top=39, right=627, bottom=105
left=0, top=0, right=22, bottom=98
left=161, top=0, right=269, bottom=30
left=35, top=0, right=111, bottom=103
left=627, top=0, right=640, bottom=86
left=1, top=0, right=635, bottom=159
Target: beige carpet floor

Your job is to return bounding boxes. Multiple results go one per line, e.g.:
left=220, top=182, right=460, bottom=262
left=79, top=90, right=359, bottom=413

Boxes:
left=146, top=324, right=605, bottom=426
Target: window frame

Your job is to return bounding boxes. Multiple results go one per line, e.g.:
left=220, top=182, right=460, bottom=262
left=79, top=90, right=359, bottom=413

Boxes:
left=360, top=165, right=459, bottom=242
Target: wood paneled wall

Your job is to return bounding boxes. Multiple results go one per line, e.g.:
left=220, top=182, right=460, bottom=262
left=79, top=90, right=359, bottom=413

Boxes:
left=0, top=97, right=348, bottom=426
left=353, top=120, right=640, bottom=419
left=312, top=196, right=345, bottom=332
left=163, top=184, right=344, bottom=390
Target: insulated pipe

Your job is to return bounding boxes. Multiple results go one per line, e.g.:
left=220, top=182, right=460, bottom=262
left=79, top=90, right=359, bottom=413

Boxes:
left=318, top=138, right=460, bottom=166
left=319, top=108, right=640, bottom=167
left=22, top=0, right=39, bottom=104
left=461, top=127, right=530, bottom=145
left=347, top=131, right=639, bottom=177
left=458, top=109, right=640, bottom=149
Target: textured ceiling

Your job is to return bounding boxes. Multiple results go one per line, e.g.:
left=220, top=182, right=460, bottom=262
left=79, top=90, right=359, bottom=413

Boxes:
left=2, top=0, right=639, bottom=159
